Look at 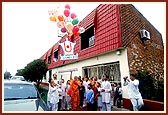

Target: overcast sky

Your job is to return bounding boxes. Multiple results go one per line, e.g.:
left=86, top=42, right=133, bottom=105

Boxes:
left=2, top=2, right=166, bottom=76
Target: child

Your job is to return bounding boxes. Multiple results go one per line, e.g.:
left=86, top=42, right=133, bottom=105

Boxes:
left=92, top=81, right=98, bottom=111
left=96, top=82, right=103, bottom=111
left=117, top=83, right=122, bottom=108
left=113, top=82, right=118, bottom=106
left=86, top=83, right=94, bottom=111
left=57, top=82, right=63, bottom=111
left=79, top=80, right=85, bottom=108
left=65, top=80, right=71, bottom=110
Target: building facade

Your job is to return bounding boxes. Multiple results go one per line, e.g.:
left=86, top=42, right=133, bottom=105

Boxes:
left=40, top=4, right=164, bottom=106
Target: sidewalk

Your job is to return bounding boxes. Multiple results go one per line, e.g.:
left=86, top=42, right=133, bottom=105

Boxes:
left=112, top=106, right=130, bottom=111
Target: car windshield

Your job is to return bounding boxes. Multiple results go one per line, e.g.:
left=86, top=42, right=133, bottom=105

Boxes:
left=4, top=83, right=38, bottom=100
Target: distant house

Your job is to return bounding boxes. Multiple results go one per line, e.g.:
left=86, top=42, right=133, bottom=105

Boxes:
left=40, top=4, right=164, bottom=108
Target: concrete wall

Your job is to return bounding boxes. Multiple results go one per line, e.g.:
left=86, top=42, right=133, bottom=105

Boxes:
left=44, top=48, right=131, bottom=98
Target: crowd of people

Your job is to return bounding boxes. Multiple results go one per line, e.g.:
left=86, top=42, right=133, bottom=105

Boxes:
left=47, top=72, right=124, bottom=111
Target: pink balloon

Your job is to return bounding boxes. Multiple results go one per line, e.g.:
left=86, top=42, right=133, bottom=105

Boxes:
left=64, top=9, right=70, bottom=17
left=57, top=21, right=64, bottom=28
left=65, top=4, right=70, bottom=10
left=70, top=13, right=77, bottom=19
left=72, top=26, right=79, bottom=33
left=61, top=27, right=67, bottom=33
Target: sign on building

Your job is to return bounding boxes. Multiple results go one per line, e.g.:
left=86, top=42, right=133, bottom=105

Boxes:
left=59, top=38, right=78, bottom=60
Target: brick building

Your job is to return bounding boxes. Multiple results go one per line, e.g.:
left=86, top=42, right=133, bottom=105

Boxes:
left=40, top=4, right=164, bottom=109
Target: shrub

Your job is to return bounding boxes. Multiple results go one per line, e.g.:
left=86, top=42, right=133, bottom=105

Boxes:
left=135, top=70, right=164, bottom=102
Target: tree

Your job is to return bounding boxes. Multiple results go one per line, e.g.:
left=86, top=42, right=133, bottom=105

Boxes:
left=4, top=71, right=12, bottom=79
left=15, top=69, right=24, bottom=76
left=22, top=59, right=48, bottom=89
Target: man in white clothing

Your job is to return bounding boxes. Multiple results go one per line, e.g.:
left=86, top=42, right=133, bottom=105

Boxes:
left=47, top=79, right=59, bottom=111
left=83, top=76, right=90, bottom=107
left=61, top=79, right=67, bottom=110
left=123, top=74, right=144, bottom=111
left=53, top=73, right=59, bottom=84
left=101, top=74, right=112, bottom=111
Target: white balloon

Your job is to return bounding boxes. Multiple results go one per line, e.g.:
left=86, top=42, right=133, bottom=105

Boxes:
left=79, top=27, right=85, bottom=33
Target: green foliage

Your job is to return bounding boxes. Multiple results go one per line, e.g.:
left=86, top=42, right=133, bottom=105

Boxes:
left=15, top=69, right=24, bottom=76
left=135, top=70, right=164, bottom=102
left=4, top=71, right=11, bottom=79
left=22, top=59, right=48, bottom=89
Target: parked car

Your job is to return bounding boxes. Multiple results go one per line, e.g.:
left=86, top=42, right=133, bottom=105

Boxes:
left=10, top=76, right=25, bottom=81
left=4, top=80, right=48, bottom=111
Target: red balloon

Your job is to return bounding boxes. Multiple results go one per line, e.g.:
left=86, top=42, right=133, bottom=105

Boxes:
left=64, top=9, right=70, bottom=17
left=72, top=26, right=79, bottom=33
left=70, top=13, right=77, bottom=19
left=74, top=32, right=80, bottom=37
left=65, top=4, right=70, bottom=10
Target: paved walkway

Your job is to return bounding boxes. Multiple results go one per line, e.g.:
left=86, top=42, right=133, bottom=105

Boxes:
left=112, top=106, right=130, bottom=111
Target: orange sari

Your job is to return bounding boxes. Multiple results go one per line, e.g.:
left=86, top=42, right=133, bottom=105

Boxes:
left=67, top=79, right=80, bottom=110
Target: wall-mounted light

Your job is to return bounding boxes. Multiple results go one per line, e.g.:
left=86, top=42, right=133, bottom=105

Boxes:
left=116, top=50, right=121, bottom=55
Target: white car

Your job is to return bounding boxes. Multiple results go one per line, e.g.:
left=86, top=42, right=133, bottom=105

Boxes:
left=4, top=80, right=48, bottom=111
left=10, top=76, right=25, bottom=81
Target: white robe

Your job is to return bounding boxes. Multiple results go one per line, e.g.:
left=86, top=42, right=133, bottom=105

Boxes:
left=123, top=79, right=142, bottom=99
left=101, top=80, right=112, bottom=103
left=83, top=80, right=90, bottom=93
left=123, top=79, right=144, bottom=111
left=48, top=85, right=59, bottom=104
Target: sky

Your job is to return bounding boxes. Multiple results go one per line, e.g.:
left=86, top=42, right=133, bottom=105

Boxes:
left=2, top=2, right=166, bottom=76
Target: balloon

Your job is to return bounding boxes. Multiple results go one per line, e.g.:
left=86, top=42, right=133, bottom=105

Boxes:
left=58, top=15, right=64, bottom=21
left=74, top=32, right=80, bottom=37
left=79, top=27, right=85, bottom=33
left=72, top=18, right=79, bottom=25
left=57, top=21, right=64, bottom=28
left=61, top=27, right=67, bottom=33
left=66, top=22, right=74, bottom=32
left=65, top=4, right=70, bottom=10
left=72, top=26, right=79, bottom=33
left=64, top=9, right=70, bottom=17
left=68, top=30, right=73, bottom=37
left=49, top=16, right=56, bottom=22
left=64, top=17, right=71, bottom=24
left=70, top=13, right=77, bottom=19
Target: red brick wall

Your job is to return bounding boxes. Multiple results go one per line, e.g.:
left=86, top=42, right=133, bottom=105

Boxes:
left=123, top=98, right=164, bottom=111
left=120, top=4, right=164, bottom=80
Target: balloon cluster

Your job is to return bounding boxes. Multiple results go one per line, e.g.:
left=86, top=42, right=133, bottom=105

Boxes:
left=48, top=4, right=85, bottom=38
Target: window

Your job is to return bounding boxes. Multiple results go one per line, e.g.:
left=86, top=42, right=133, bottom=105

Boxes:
left=83, top=68, right=88, bottom=77
left=54, top=50, right=58, bottom=62
left=4, top=84, right=38, bottom=100
left=48, top=55, right=51, bottom=64
left=82, top=62, right=121, bottom=82
left=81, top=26, right=95, bottom=50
